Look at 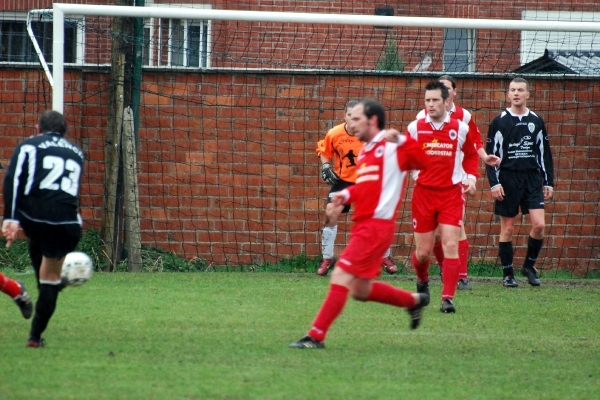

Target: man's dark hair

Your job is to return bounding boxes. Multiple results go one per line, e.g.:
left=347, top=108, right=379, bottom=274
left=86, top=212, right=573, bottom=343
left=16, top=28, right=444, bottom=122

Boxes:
left=358, top=98, right=386, bottom=130
left=438, top=75, right=457, bottom=89
left=425, top=80, right=450, bottom=101
left=38, top=110, right=67, bottom=136
left=345, top=100, right=359, bottom=111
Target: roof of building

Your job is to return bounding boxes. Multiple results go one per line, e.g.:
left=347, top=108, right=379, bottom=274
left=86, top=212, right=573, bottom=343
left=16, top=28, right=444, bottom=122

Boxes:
left=513, top=49, right=600, bottom=75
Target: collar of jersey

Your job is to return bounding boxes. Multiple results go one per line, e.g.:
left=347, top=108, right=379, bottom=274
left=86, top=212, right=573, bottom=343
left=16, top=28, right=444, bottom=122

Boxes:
left=43, top=131, right=63, bottom=137
left=363, top=130, right=386, bottom=151
left=425, top=112, right=451, bottom=124
left=506, top=107, right=530, bottom=118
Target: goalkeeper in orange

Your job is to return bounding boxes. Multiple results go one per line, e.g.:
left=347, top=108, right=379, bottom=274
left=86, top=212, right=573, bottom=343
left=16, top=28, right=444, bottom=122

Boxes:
left=316, top=100, right=398, bottom=276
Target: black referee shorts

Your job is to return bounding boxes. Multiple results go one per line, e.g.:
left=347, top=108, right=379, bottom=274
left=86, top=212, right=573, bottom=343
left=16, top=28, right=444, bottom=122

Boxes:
left=20, top=217, right=82, bottom=259
left=327, top=180, right=354, bottom=214
left=494, top=169, right=544, bottom=217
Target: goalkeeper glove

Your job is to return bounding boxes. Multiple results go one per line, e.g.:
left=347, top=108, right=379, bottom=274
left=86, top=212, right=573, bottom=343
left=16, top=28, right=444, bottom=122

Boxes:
left=321, top=163, right=340, bottom=185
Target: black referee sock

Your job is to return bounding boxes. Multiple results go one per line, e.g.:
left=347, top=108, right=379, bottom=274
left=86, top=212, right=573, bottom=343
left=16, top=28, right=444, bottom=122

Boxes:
left=29, top=282, right=61, bottom=340
left=523, top=236, right=544, bottom=270
left=498, top=241, right=514, bottom=277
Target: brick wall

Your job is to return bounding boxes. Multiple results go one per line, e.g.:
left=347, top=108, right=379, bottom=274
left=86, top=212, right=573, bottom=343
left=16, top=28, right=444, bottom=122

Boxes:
left=0, top=66, right=598, bottom=274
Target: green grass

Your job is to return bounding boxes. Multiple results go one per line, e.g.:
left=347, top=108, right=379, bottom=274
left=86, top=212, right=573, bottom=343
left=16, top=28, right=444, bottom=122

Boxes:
left=0, top=272, right=599, bottom=400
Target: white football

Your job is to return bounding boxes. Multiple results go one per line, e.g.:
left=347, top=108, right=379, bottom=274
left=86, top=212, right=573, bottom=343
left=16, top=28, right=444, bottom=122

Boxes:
left=61, top=252, right=93, bottom=287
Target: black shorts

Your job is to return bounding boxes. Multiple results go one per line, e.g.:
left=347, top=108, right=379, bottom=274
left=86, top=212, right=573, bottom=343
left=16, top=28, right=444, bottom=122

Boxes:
left=327, top=180, right=354, bottom=214
left=20, top=217, right=82, bottom=259
left=494, top=169, right=544, bottom=217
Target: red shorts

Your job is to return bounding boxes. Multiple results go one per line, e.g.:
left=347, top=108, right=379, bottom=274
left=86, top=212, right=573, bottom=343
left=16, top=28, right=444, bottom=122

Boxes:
left=336, top=219, right=396, bottom=280
left=411, top=185, right=465, bottom=233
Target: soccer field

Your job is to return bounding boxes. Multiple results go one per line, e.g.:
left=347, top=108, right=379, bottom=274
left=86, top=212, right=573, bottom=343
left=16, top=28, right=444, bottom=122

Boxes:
left=1, top=272, right=599, bottom=400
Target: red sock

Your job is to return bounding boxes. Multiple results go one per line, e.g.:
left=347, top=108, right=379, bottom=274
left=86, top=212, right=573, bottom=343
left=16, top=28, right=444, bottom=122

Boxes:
left=433, top=241, right=444, bottom=268
left=366, top=282, right=416, bottom=309
left=458, top=239, right=469, bottom=279
left=441, top=258, right=460, bottom=301
left=412, top=251, right=430, bottom=283
left=308, top=284, right=349, bottom=342
left=0, top=273, right=21, bottom=298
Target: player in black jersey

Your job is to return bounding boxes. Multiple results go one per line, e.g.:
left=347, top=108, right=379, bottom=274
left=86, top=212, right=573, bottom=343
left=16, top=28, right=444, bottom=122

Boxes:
left=2, top=110, right=84, bottom=348
left=486, top=78, right=554, bottom=288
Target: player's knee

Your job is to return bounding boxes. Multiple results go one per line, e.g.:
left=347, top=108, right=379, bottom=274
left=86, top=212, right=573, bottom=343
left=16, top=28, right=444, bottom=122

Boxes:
left=324, top=216, right=338, bottom=226
left=502, top=225, right=515, bottom=237
left=350, top=280, right=370, bottom=301
left=443, top=242, right=458, bottom=255
left=531, top=222, right=545, bottom=235
left=351, top=291, right=369, bottom=302
left=415, top=251, right=430, bottom=263
left=325, top=212, right=340, bottom=225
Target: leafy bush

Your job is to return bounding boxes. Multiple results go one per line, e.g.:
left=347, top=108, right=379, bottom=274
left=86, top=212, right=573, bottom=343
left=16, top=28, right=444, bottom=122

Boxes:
left=137, top=246, right=207, bottom=272
left=4, top=229, right=596, bottom=279
left=0, top=229, right=209, bottom=273
left=0, top=237, right=33, bottom=272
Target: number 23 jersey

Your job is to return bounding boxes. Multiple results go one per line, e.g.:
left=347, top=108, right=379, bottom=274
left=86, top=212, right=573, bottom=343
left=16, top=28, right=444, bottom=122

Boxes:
left=3, top=132, right=84, bottom=224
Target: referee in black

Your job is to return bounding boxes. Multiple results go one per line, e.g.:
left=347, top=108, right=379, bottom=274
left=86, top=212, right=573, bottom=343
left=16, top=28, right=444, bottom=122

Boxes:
left=2, top=110, right=84, bottom=348
left=486, top=77, right=554, bottom=288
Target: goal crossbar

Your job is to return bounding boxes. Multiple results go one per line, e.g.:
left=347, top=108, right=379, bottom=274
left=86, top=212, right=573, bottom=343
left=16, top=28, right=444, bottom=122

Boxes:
left=51, top=3, right=600, bottom=112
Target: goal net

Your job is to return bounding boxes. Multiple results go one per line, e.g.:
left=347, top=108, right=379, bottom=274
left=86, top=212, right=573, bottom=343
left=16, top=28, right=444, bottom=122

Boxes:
left=2, top=2, right=599, bottom=276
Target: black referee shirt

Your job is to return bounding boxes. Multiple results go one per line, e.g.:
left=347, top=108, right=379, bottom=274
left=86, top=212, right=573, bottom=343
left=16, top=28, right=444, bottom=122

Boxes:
left=486, top=109, right=554, bottom=188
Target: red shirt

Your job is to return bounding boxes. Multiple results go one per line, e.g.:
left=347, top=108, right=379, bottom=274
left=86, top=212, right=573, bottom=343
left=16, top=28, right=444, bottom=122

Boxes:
left=406, top=113, right=479, bottom=189
left=340, top=132, right=430, bottom=222
left=417, top=104, right=483, bottom=150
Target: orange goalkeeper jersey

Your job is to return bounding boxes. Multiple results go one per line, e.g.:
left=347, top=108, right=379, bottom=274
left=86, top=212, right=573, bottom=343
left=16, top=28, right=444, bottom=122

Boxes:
left=316, top=123, right=363, bottom=183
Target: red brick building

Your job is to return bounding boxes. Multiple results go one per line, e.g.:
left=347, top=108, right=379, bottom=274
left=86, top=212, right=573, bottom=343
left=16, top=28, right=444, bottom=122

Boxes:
left=1, top=1, right=599, bottom=274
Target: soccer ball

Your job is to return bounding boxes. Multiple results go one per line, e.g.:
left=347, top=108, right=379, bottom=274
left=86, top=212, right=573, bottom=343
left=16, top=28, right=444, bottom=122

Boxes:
left=61, top=252, right=94, bottom=287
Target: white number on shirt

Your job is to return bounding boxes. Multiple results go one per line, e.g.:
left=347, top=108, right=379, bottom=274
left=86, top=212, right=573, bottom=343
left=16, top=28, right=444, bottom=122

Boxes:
left=39, top=156, right=81, bottom=196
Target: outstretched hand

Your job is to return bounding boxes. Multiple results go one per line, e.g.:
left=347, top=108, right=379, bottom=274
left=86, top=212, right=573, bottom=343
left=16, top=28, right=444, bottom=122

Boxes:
left=2, top=220, right=20, bottom=248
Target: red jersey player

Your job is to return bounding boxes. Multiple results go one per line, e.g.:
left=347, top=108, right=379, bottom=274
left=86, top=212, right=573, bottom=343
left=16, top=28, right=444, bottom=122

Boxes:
left=416, top=75, right=500, bottom=291
left=289, top=99, right=430, bottom=349
left=407, top=81, right=480, bottom=314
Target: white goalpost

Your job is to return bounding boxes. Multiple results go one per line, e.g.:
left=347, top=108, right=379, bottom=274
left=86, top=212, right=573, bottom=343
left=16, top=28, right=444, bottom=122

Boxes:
left=50, top=3, right=600, bottom=113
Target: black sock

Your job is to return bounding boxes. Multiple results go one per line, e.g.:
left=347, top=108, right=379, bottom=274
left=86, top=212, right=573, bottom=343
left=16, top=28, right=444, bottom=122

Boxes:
left=498, top=241, right=514, bottom=277
left=30, top=283, right=61, bottom=340
left=29, top=243, right=43, bottom=290
left=523, top=236, right=543, bottom=270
